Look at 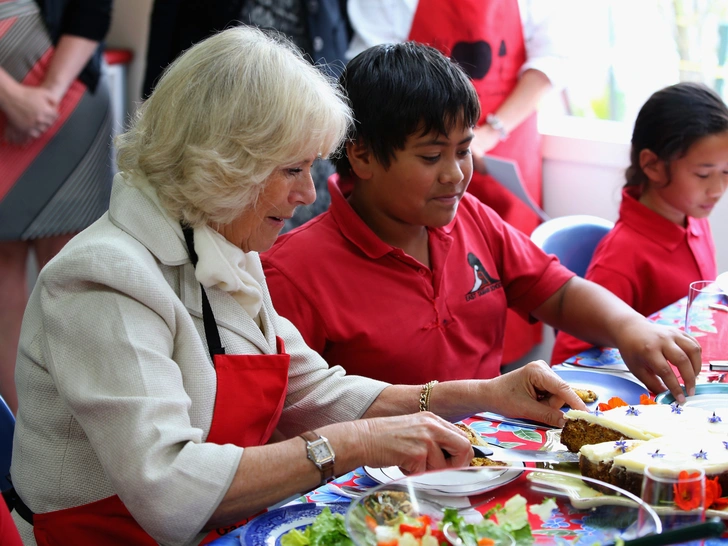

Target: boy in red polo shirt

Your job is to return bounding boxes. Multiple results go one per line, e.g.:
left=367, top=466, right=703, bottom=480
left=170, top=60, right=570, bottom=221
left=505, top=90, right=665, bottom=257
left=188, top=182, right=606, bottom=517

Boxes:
left=262, top=42, right=700, bottom=402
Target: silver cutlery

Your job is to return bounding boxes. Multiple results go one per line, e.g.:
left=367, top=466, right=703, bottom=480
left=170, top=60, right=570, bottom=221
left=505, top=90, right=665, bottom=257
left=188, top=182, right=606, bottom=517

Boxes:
left=473, top=444, right=579, bottom=464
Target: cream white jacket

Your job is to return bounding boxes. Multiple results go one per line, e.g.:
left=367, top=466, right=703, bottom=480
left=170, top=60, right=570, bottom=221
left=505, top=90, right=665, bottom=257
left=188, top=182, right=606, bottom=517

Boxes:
left=11, top=175, right=388, bottom=546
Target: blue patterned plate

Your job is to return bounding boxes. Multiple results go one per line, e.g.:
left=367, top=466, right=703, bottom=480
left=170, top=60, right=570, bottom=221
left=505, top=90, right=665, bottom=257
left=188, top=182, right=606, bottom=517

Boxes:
left=655, top=384, right=728, bottom=409
left=553, top=369, right=648, bottom=406
left=239, top=503, right=348, bottom=546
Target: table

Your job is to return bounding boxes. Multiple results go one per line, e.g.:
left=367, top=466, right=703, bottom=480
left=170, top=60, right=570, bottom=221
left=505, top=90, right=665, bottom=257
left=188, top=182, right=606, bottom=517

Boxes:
left=210, top=413, right=555, bottom=545
left=210, top=293, right=728, bottom=545
left=215, top=410, right=728, bottom=545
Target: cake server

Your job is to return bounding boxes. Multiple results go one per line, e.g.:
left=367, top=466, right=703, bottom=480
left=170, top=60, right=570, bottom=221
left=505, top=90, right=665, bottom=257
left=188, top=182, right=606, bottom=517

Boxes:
left=472, top=444, right=579, bottom=463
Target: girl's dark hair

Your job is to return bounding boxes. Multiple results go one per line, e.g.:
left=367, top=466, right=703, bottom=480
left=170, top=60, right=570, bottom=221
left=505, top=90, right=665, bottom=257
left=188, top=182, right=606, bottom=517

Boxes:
left=333, top=42, right=481, bottom=176
left=626, top=82, right=728, bottom=189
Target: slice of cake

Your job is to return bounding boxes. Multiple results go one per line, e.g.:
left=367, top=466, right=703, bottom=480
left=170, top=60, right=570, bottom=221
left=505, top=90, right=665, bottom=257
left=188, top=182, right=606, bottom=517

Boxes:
left=578, top=434, right=728, bottom=497
left=561, top=403, right=728, bottom=453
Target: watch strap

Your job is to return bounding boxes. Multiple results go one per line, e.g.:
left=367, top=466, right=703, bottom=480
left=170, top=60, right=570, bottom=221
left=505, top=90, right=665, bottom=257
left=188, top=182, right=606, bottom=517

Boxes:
left=486, top=113, right=509, bottom=141
left=300, top=430, right=335, bottom=484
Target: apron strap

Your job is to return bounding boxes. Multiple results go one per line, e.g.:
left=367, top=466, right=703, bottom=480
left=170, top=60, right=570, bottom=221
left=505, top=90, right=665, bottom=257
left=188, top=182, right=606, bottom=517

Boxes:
left=4, top=487, right=34, bottom=525
left=181, top=224, right=226, bottom=360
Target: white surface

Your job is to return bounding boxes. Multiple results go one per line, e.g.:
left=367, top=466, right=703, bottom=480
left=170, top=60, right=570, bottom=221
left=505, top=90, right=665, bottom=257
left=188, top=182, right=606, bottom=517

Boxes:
left=683, top=394, right=728, bottom=412
left=717, top=271, right=728, bottom=293
left=484, top=155, right=549, bottom=221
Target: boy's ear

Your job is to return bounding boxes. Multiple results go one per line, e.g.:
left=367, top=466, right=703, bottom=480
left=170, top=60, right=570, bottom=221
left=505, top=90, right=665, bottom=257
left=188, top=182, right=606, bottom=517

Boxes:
left=346, top=139, right=375, bottom=180
left=639, top=149, right=667, bottom=185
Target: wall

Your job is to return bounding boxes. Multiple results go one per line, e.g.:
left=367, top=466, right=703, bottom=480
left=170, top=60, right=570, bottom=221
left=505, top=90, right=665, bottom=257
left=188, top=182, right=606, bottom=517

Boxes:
left=541, top=117, right=728, bottom=274
left=105, top=0, right=153, bottom=118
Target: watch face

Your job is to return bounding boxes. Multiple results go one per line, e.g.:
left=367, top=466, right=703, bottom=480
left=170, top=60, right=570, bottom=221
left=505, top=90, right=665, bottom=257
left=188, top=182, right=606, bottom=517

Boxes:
left=311, top=441, right=334, bottom=462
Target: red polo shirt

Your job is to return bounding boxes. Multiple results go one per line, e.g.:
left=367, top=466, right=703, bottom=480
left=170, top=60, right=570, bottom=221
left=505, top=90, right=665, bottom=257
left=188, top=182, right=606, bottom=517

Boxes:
left=551, top=187, right=717, bottom=364
left=262, top=176, right=574, bottom=385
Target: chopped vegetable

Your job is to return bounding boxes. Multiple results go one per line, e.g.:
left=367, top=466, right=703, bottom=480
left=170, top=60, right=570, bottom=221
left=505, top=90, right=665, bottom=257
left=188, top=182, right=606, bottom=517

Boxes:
left=282, top=492, right=541, bottom=546
left=528, top=498, right=558, bottom=523
left=279, top=507, right=354, bottom=546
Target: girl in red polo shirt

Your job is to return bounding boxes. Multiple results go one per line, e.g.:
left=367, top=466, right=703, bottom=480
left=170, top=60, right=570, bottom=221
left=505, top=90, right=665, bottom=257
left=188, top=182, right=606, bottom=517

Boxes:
left=552, top=82, right=728, bottom=364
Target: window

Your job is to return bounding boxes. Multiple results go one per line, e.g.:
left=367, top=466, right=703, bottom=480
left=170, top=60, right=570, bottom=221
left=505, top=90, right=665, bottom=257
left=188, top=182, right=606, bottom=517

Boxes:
left=554, top=0, right=728, bottom=124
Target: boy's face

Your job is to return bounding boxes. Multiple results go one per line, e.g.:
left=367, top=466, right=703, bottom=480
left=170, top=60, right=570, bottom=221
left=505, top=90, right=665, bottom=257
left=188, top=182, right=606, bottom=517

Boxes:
left=366, top=124, right=474, bottom=228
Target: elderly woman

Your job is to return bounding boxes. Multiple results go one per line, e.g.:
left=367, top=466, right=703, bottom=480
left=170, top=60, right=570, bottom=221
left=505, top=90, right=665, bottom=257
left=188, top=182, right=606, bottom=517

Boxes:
left=9, top=26, right=586, bottom=546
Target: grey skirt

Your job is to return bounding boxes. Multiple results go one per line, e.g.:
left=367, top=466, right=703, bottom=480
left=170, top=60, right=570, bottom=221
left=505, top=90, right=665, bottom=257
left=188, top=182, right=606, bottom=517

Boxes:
left=0, top=0, right=113, bottom=240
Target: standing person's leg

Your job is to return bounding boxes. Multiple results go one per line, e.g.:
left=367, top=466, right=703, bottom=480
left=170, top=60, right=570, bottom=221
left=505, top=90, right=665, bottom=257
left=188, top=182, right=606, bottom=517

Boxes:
left=0, top=241, right=30, bottom=414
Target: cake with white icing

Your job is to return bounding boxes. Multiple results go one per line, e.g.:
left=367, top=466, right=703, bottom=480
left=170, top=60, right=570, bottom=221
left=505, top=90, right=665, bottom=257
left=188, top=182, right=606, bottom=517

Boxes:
left=578, top=434, right=728, bottom=496
left=561, top=403, right=728, bottom=452
left=561, top=403, right=728, bottom=496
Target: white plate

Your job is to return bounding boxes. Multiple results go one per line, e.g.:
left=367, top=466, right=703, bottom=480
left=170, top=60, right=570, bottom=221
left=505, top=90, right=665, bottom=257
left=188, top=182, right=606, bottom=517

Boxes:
left=680, top=393, right=728, bottom=411
left=364, top=445, right=524, bottom=497
left=716, top=271, right=728, bottom=293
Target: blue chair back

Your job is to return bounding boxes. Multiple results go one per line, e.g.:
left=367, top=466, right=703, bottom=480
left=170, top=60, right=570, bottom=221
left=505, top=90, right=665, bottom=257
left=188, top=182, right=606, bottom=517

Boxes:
left=0, top=395, right=14, bottom=492
left=530, top=214, right=614, bottom=277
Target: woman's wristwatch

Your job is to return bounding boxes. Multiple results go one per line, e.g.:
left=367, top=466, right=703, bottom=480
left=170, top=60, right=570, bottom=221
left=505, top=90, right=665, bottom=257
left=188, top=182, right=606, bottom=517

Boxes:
left=486, top=113, right=509, bottom=141
left=300, top=430, right=335, bottom=485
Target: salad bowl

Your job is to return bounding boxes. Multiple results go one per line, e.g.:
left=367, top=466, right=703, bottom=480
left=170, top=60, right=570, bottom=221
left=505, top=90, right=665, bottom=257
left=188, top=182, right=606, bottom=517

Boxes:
left=345, top=466, right=662, bottom=545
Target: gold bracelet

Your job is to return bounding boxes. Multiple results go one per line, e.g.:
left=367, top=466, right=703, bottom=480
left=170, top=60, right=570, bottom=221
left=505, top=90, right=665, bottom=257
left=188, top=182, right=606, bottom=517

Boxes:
left=419, top=380, right=438, bottom=412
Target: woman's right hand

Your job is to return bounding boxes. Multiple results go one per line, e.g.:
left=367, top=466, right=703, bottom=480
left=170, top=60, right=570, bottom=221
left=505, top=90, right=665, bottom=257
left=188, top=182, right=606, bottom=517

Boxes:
left=348, top=412, right=473, bottom=475
left=3, top=83, right=59, bottom=143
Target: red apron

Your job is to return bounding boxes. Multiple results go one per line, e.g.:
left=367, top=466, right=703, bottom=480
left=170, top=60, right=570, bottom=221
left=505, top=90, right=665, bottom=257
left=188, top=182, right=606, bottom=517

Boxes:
left=31, top=227, right=291, bottom=545
left=408, top=0, right=543, bottom=362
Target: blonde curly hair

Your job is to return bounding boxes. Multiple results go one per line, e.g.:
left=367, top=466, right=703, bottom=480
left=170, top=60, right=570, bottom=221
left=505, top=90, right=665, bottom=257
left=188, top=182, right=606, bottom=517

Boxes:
left=116, top=26, right=352, bottom=227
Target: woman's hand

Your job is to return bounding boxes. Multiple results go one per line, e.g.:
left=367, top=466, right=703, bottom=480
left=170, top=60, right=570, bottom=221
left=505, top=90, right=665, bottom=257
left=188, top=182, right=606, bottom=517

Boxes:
left=614, top=318, right=701, bottom=403
left=351, top=412, right=473, bottom=475
left=2, top=83, right=59, bottom=143
left=482, top=361, right=588, bottom=427
left=471, top=125, right=501, bottom=173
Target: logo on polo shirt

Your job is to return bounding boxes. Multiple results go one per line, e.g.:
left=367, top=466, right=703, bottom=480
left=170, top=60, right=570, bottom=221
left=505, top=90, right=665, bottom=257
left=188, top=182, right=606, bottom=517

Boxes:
left=465, top=252, right=502, bottom=301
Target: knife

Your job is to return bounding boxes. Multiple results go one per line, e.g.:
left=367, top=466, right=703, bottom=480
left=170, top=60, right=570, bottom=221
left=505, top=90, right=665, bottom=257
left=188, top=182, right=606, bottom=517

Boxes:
left=472, top=444, right=580, bottom=464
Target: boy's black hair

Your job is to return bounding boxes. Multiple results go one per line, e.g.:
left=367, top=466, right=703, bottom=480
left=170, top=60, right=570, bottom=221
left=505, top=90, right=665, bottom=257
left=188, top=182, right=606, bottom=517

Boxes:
left=626, top=82, right=728, bottom=190
left=333, top=42, right=481, bottom=177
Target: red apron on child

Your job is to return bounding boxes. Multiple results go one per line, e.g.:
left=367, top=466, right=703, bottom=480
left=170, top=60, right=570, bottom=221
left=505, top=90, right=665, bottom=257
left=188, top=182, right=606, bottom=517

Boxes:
left=31, top=228, right=291, bottom=545
left=408, top=0, right=544, bottom=362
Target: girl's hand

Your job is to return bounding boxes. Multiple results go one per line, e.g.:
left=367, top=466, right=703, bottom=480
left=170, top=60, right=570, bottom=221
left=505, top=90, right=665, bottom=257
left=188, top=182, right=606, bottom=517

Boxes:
left=3, top=83, right=59, bottom=143
left=352, top=412, right=473, bottom=475
left=614, top=318, right=701, bottom=403
left=482, top=361, right=588, bottom=427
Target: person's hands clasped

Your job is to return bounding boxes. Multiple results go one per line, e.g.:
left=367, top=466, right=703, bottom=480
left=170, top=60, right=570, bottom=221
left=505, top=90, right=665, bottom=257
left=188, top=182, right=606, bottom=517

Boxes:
left=614, top=318, right=701, bottom=404
left=355, top=412, right=473, bottom=475
left=485, top=361, right=588, bottom=427
left=2, top=83, right=59, bottom=143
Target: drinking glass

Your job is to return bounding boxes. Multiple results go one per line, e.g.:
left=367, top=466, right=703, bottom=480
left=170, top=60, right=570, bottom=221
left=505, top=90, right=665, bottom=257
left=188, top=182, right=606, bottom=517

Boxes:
left=685, top=281, right=728, bottom=370
left=640, top=466, right=706, bottom=545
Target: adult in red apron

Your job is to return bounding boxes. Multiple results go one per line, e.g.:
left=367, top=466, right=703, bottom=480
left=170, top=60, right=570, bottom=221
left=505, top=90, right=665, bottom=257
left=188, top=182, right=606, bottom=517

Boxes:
left=408, top=0, right=543, bottom=362
left=9, top=226, right=290, bottom=545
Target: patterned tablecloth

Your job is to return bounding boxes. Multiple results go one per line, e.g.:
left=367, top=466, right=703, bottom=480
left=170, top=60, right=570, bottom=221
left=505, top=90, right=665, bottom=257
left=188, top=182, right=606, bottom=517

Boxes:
left=211, top=293, right=728, bottom=544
